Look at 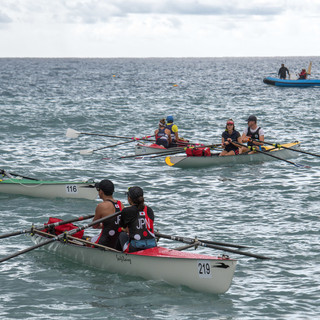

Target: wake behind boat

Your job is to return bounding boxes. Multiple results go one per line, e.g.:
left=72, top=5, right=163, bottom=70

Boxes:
left=30, top=230, right=236, bottom=294
left=165, top=142, right=300, bottom=169
left=0, top=170, right=98, bottom=200
left=263, top=77, right=320, bottom=87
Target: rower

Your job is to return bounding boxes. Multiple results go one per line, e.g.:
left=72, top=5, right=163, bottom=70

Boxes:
left=298, top=68, right=307, bottom=80
left=155, top=118, right=172, bottom=148
left=241, top=115, right=265, bottom=154
left=118, top=186, right=156, bottom=253
left=166, top=115, right=179, bottom=148
left=219, top=119, right=242, bottom=156
left=91, top=179, right=124, bottom=249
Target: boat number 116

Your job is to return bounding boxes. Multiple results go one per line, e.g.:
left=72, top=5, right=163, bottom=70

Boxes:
left=197, top=260, right=212, bottom=278
left=65, top=185, right=78, bottom=194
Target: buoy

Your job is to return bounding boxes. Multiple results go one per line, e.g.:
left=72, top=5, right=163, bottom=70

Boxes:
left=173, top=84, right=178, bottom=87
left=112, top=75, right=116, bottom=77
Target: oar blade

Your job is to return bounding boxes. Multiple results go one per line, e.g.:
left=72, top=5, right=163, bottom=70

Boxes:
left=66, top=128, right=81, bottom=138
left=80, top=149, right=93, bottom=155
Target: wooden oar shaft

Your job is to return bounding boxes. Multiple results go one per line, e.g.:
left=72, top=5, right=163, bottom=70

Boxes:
left=258, top=140, right=320, bottom=158
left=155, top=232, right=271, bottom=260
left=237, top=142, right=302, bottom=167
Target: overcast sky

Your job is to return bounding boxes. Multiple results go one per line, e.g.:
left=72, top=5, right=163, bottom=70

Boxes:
left=0, top=0, right=319, bottom=57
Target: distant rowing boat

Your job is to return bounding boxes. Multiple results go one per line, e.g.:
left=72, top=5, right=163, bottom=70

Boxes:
left=263, top=77, right=320, bottom=87
left=31, top=232, right=236, bottom=294
left=135, top=143, right=185, bottom=155
left=165, top=142, right=300, bottom=169
left=0, top=174, right=98, bottom=200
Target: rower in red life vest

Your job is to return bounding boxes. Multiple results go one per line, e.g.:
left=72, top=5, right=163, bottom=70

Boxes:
left=91, top=179, right=124, bottom=249
left=298, top=69, right=307, bottom=80
left=155, top=118, right=172, bottom=148
left=118, top=186, right=156, bottom=253
left=166, top=115, right=179, bottom=148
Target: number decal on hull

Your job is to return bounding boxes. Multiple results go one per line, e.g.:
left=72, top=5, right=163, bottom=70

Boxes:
left=65, top=185, right=78, bottom=194
left=197, top=260, right=212, bottom=278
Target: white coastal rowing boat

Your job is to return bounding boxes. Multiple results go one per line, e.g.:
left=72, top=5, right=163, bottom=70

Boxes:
left=0, top=171, right=98, bottom=200
left=135, top=143, right=186, bottom=155
left=165, top=142, right=301, bottom=169
left=31, top=232, right=236, bottom=294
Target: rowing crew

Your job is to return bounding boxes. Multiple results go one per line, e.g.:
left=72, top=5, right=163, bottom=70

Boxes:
left=220, top=115, right=265, bottom=156
left=153, top=114, right=264, bottom=156
left=91, top=179, right=156, bottom=253
left=155, top=115, right=182, bottom=148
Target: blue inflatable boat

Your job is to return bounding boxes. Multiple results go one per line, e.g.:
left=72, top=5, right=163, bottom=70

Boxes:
left=263, top=77, right=320, bottom=87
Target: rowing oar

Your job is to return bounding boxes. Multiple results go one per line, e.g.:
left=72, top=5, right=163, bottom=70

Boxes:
left=0, top=214, right=95, bottom=240
left=155, top=232, right=270, bottom=260
left=0, top=169, right=38, bottom=181
left=256, top=140, right=320, bottom=158
left=156, top=232, right=249, bottom=249
left=120, top=143, right=222, bottom=160
left=66, top=128, right=155, bottom=142
left=237, top=142, right=309, bottom=168
left=80, top=140, right=134, bottom=155
left=0, top=211, right=122, bottom=264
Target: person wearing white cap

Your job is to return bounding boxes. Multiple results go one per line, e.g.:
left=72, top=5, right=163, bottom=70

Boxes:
left=241, top=115, right=265, bottom=154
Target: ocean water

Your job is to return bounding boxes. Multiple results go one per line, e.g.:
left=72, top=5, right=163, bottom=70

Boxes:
left=0, top=57, right=319, bottom=319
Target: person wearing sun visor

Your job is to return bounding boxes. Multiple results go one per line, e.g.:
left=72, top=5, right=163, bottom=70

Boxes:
left=219, top=119, right=242, bottom=156
left=118, top=186, right=156, bottom=253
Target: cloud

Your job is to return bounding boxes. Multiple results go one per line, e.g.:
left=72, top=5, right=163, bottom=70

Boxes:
left=0, top=10, right=12, bottom=23
left=0, top=0, right=289, bottom=25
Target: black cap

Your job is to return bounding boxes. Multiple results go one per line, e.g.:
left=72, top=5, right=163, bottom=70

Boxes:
left=95, top=179, right=114, bottom=195
left=246, top=115, right=257, bottom=122
left=127, top=186, right=143, bottom=200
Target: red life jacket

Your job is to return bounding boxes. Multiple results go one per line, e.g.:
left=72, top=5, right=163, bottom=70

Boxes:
left=186, top=147, right=211, bottom=157
left=44, top=217, right=84, bottom=239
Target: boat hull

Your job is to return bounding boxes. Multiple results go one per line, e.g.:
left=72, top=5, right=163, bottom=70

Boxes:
left=0, top=179, right=98, bottom=200
left=135, top=143, right=185, bottom=155
left=166, top=142, right=301, bottom=169
left=263, top=77, right=320, bottom=87
left=31, top=234, right=236, bottom=294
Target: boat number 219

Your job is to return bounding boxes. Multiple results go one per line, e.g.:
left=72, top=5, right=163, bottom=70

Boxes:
left=65, top=185, right=78, bottom=194
left=197, top=260, right=212, bottom=278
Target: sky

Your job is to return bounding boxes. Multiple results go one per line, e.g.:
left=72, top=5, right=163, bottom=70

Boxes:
left=0, top=0, right=319, bottom=57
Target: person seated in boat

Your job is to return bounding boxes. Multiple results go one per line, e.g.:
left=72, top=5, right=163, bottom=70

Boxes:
left=298, top=69, right=307, bottom=80
left=241, top=115, right=265, bottom=154
left=166, top=115, right=179, bottom=148
left=118, top=186, right=156, bottom=253
left=278, top=64, right=290, bottom=80
left=91, top=179, right=124, bottom=249
left=219, top=119, right=242, bottom=156
left=154, top=118, right=172, bottom=148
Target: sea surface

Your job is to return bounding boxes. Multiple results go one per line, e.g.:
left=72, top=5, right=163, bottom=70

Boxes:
left=0, top=57, right=319, bottom=320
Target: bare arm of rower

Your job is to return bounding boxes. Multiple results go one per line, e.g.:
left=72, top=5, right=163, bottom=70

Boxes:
left=92, top=202, right=115, bottom=229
